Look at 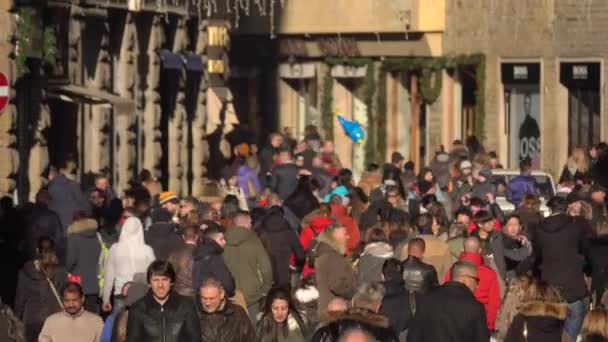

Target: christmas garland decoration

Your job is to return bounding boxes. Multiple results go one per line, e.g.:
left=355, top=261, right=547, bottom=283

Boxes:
left=321, top=54, right=485, bottom=165
left=377, top=54, right=486, bottom=150
left=320, top=68, right=334, bottom=141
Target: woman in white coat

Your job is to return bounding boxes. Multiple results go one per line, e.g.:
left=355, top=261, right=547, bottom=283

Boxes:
left=102, top=217, right=155, bottom=313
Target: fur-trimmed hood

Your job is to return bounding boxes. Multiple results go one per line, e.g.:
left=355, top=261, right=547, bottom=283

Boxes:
left=518, top=301, right=568, bottom=320
left=67, top=218, right=98, bottom=235
left=317, top=230, right=347, bottom=256
left=323, top=307, right=390, bottom=328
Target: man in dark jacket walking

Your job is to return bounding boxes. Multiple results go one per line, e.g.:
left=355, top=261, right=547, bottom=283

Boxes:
left=401, top=238, right=439, bottom=294
left=380, top=259, right=414, bottom=341
left=126, top=261, right=201, bottom=342
left=257, top=206, right=305, bottom=288
left=22, top=189, right=65, bottom=261
left=534, top=196, right=591, bottom=340
left=144, top=208, right=183, bottom=260
left=65, top=217, right=101, bottom=312
left=311, top=282, right=399, bottom=342
left=197, top=277, right=257, bottom=342
left=168, top=225, right=199, bottom=297
left=259, top=133, right=284, bottom=181
left=269, top=149, right=300, bottom=200
left=408, top=261, right=490, bottom=342
left=48, top=161, right=90, bottom=229
left=191, top=225, right=235, bottom=298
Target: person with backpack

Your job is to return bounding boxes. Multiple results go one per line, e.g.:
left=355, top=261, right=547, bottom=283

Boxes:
left=257, top=206, right=305, bottom=288
left=314, top=222, right=355, bottom=315
left=299, top=205, right=334, bottom=278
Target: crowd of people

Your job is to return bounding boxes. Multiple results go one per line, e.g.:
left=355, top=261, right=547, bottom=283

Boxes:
left=3, top=128, right=608, bottom=342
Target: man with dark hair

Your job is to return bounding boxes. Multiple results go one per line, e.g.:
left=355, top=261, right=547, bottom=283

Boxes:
left=192, top=225, right=235, bottom=298
left=259, top=132, right=284, bottom=179
left=48, top=158, right=90, bottom=229
left=168, top=225, right=199, bottom=297
left=405, top=214, right=452, bottom=281
left=408, top=261, right=489, bottom=342
left=401, top=238, right=439, bottom=293
left=269, top=148, right=300, bottom=200
left=534, top=196, right=591, bottom=340
left=380, top=259, right=414, bottom=340
left=22, top=189, right=65, bottom=261
left=311, top=282, right=398, bottom=342
left=145, top=207, right=183, bottom=260
left=126, top=261, right=201, bottom=342
left=506, top=158, right=537, bottom=208
left=470, top=210, right=531, bottom=284
left=38, top=282, right=103, bottom=342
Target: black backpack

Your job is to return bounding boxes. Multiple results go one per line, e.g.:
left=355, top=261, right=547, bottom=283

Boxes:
left=306, top=227, right=321, bottom=269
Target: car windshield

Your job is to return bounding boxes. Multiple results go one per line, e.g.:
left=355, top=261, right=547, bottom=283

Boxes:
left=492, top=174, right=555, bottom=199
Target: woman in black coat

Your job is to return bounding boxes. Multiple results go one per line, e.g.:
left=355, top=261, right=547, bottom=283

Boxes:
left=14, top=238, right=67, bottom=342
left=258, top=206, right=306, bottom=288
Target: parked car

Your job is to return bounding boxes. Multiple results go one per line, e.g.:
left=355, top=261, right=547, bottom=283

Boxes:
left=491, top=169, right=556, bottom=217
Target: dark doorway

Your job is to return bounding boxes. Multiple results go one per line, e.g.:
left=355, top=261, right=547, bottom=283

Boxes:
left=560, top=62, right=601, bottom=151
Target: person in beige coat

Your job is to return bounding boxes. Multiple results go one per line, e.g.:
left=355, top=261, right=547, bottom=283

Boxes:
left=314, top=223, right=355, bottom=314
left=38, top=282, right=103, bottom=342
left=401, top=214, right=453, bottom=283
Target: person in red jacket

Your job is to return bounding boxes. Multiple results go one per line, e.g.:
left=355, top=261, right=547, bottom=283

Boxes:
left=329, top=199, right=360, bottom=254
left=299, top=206, right=334, bottom=278
left=445, top=236, right=500, bottom=332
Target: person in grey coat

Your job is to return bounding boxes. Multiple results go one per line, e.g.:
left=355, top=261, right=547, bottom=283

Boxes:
left=356, top=228, right=394, bottom=286
left=66, top=217, right=102, bottom=312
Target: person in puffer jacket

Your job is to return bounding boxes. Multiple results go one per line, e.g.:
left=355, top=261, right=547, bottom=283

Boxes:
left=355, top=228, right=394, bottom=286
left=444, top=237, right=500, bottom=332
left=299, top=206, right=335, bottom=278
left=330, top=202, right=360, bottom=254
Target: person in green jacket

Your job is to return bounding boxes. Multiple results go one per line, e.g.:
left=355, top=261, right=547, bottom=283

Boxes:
left=446, top=223, right=468, bottom=262
left=257, top=287, right=308, bottom=342
left=223, top=211, right=273, bottom=323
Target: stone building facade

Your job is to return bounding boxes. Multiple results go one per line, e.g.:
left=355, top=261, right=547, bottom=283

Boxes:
left=1, top=0, right=237, bottom=202
left=445, top=0, right=608, bottom=175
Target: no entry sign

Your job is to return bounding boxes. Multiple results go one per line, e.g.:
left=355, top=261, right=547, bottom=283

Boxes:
left=0, top=72, right=8, bottom=113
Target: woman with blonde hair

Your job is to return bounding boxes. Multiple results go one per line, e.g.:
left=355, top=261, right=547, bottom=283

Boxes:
left=581, top=308, right=608, bottom=342
left=560, top=147, right=590, bottom=184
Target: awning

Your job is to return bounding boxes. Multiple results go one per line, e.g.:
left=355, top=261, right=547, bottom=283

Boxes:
left=47, top=84, right=135, bottom=115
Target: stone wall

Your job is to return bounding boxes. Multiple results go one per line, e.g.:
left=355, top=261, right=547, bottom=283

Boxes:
left=444, top=0, right=608, bottom=176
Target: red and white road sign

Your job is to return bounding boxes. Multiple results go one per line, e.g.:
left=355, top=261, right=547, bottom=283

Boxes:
left=0, top=72, right=8, bottom=113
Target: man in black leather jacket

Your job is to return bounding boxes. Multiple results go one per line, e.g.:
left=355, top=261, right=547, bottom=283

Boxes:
left=126, top=261, right=201, bottom=342
left=401, top=238, right=439, bottom=293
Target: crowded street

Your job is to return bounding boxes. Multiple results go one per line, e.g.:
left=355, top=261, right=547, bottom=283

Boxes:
left=2, top=0, right=608, bottom=342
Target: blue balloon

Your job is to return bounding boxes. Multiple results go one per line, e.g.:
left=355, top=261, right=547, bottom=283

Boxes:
left=337, top=115, right=365, bottom=143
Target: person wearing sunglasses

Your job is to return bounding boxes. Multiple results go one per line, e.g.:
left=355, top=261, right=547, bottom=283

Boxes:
left=408, top=260, right=490, bottom=342
left=444, top=237, right=501, bottom=333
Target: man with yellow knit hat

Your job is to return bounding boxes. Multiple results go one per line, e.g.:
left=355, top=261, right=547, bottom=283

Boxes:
left=159, top=191, right=180, bottom=223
